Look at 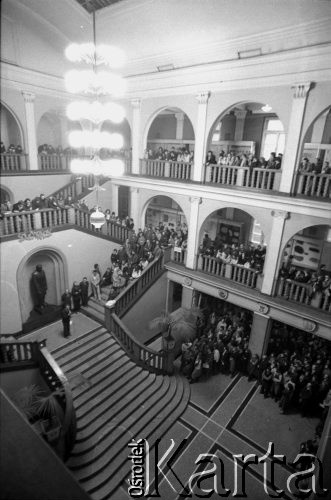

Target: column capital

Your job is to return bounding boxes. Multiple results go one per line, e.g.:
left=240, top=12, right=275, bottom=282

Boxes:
left=130, top=187, right=139, bottom=194
left=291, top=82, right=312, bottom=99
left=22, top=91, right=35, bottom=103
left=131, top=98, right=141, bottom=109
left=196, top=91, right=210, bottom=104
left=189, top=196, right=202, bottom=205
left=175, top=112, right=184, bottom=121
left=271, top=210, right=289, bottom=220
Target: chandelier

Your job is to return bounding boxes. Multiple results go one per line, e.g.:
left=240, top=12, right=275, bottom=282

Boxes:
left=64, top=10, right=126, bottom=227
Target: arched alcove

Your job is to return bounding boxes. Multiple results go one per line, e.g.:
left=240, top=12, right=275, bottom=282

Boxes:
left=17, top=248, right=67, bottom=327
left=143, top=195, right=187, bottom=230
left=0, top=186, right=13, bottom=205
left=300, top=105, right=331, bottom=167
left=282, top=224, right=331, bottom=273
left=37, top=111, right=82, bottom=150
left=144, top=107, right=195, bottom=157
left=0, top=102, right=24, bottom=151
left=207, top=101, right=285, bottom=162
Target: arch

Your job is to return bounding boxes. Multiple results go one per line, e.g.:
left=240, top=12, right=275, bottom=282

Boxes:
left=300, top=105, right=331, bottom=165
left=0, top=186, right=14, bottom=205
left=0, top=101, right=25, bottom=150
left=140, top=193, right=190, bottom=232
left=142, top=106, right=195, bottom=153
left=198, top=206, right=265, bottom=249
left=37, top=111, right=63, bottom=148
left=16, top=247, right=68, bottom=325
left=280, top=224, right=331, bottom=271
left=206, top=101, right=285, bottom=160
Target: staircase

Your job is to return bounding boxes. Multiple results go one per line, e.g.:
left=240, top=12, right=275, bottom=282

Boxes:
left=51, top=324, right=189, bottom=500
left=80, top=285, right=112, bottom=324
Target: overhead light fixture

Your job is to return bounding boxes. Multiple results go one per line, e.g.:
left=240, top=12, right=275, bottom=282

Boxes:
left=64, top=10, right=126, bottom=228
left=261, top=104, right=272, bottom=112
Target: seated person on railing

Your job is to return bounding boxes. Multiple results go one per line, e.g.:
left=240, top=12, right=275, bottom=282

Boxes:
left=298, top=157, right=312, bottom=173
left=206, top=150, right=217, bottom=166
left=266, top=152, right=281, bottom=169
left=12, top=200, right=25, bottom=213
left=7, top=144, right=17, bottom=154
left=322, top=161, right=331, bottom=174
left=38, top=144, right=49, bottom=155
left=23, top=198, right=33, bottom=211
left=311, top=158, right=323, bottom=174
left=156, top=146, right=165, bottom=160
left=169, top=147, right=178, bottom=161
left=112, top=264, right=126, bottom=290
left=100, top=268, right=112, bottom=287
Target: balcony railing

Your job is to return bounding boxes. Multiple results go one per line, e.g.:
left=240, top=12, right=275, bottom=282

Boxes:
left=205, top=165, right=282, bottom=191
left=197, top=254, right=260, bottom=288
left=295, top=172, right=331, bottom=199
left=51, top=175, right=95, bottom=202
left=170, top=246, right=187, bottom=265
left=140, top=159, right=192, bottom=181
left=107, top=312, right=166, bottom=374
left=277, top=278, right=331, bottom=312
left=1, top=153, right=28, bottom=172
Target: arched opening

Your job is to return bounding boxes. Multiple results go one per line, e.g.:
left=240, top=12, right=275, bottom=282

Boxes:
left=198, top=207, right=266, bottom=288
left=145, top=107, right=195, bottom=159
left=37, top=111, right=82, bottom=153
left=278, top=224, right=331, bottom=312
left=207, top=102, right=285, bottom=165
left=0, top=102, right=24, bottom=152
left=300, top=105, right=331, bottom=170
left=144, top=195, right=187, bottom=230
left=17, top=249, right=67, bottom=333
left=0, top=186, right=13, bottom=205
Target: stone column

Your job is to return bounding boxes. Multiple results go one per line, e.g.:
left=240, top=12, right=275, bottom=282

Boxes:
left=261, top=210, right=289, bottom=295
left=279, top=82, right=311, bottom=193
left=248, top=312, right=272, bottom=357
left=193, top=91, right=210, bottom=182
left=22, top=91, right=38, bottom=170
left=234, top=109, right=247, bottom=142
left=181, top=281, right=194, bottom=309
left=130, top=187, right=140, bottom=229
left=186, top=197, right=202, bottom=269
left=175, top=112, right=185, bottom=140
left=111, top=183, right=119, bottom=215
left=131, top=99, right=141, bottom=175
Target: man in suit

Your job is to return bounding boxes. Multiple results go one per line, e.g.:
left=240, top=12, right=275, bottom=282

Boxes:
left=80, top=277, right=89, bottom=306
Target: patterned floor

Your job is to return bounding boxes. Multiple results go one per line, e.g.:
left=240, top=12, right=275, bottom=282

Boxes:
left=28, top=316, right=319, bottom=500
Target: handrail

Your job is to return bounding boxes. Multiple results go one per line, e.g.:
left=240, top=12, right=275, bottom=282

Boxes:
left=277, top=277, right=331, bottom=312
left=205, top=164, right=282, bottom=191
left=197, top=254, right=260, bottom=288
left=140, top=158, right=192, bottom=181
left=109, top=312, right=166, bottom=374
left=38, top=347, right=76, bottom=457
left=295, top=172, right=331, bottom=199
left=0, top=153, right=28, bottom=172
left=113, top=254, right=165, bottom=318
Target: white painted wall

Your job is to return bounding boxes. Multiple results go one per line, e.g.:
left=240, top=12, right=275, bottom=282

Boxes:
left=1, top=174, right=72, bottom=203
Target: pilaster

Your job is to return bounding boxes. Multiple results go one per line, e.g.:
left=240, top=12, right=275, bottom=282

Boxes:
left=130, top=187, right=140, bottom=229
left=279, top=82, right=311, bottom=193
left=22, top=91, right=38, bottom=170
left=193, top=91, right=210, bottom=182
left=234, top=109, right=247, bottom=142
left=186, top=196, right=202, bottom=269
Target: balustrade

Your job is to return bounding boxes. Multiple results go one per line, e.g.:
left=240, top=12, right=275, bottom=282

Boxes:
left=197, top=254, right=259, bottom=288
left=295, top=172, right=331, bottom=199
left=205, top=164, right=282, bottom=191
left=40, top=208, right=70, bottom=228
left=1, top=153, right=28, bottom=172
left=140, top=159, right=192, bottom=181
left=109, top=312, right=165, bottom=373
left=0, top=210, right=37, bottom=236
left=170, top=247, right=187, bottom=265
left=277, top=278, right=331, bottom=312
left=0, top=341, right=41, bottom=365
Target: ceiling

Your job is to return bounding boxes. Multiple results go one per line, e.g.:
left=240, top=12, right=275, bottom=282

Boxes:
left=74, top=0, right=124, bottom=13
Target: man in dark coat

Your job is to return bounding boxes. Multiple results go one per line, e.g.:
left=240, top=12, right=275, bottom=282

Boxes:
left=61, top=289, right=72, bottom=309
left=80, top=277, right=89, bottom=306
left=62, top=305, right=71, bottom=338
left=71, top=281, right=81, bottom=312
left=31, top=264, right=47, bottom=314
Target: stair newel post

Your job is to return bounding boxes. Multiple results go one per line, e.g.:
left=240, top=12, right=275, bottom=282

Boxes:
left=67, top=207, right=75, bottom=227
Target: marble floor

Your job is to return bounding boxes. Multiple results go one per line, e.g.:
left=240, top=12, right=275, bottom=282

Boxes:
left=28, top=314, right=319, bottom=500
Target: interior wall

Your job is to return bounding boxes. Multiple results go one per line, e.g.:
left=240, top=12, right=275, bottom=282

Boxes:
left=219, top=113, right=236, bottom=141
left=148, top=114, right=177, bottom=140
left=0, top=104, right=22, bottom=148
left=0, top=229, right=120, bottom=334
left=1, top=173, right=72, bottom=202
left=243, top=114, right=265, bottom=157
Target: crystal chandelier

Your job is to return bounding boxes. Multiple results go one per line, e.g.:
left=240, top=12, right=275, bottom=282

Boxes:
left=64, top=10, right=126, bottom=227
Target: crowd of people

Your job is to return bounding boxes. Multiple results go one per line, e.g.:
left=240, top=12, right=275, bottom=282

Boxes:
left=279, top=261, right=331, bottom=304
left=199, top=233, right=266, bottom=272
left=0, top=141, right=24, bottom=155
left=144, top=146, right=194, bottom=163
left=180, top=301, right=330, bottom=450
left=298, top=156, right=331, bottom=174
left=205, top=150, right=283, bottom=170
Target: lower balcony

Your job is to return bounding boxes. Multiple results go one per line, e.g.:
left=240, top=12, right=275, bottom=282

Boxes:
left=276, top=277, right=331, bottom=313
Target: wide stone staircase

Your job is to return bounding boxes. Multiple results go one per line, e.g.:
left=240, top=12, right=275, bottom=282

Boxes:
left=51, top=324, right=189, bottom=500
left=80, top=286, right=112, bottom=324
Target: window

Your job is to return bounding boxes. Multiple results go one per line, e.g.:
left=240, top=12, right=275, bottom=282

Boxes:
left=261, top=118, right=285, bottom=158
left=212, top=122, right=221, bottom=142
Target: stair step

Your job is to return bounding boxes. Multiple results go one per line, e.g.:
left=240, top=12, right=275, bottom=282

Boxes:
left=77, top=376, right=178, bottom=492
left=90, top=376, right=188, bottom=500
left=75, top=366, right=148, bottom=429
left=70, top=375, right=171, bottom=478
left=72, top=354, right=130, bottom=404
left=81, top=306, right=105, bottom=324
left=57, top=337, right=117, bottom=373
left=71, top=371, right=157, bottom=455
left=88, top=299, right=106, bottom=313
left=53, top=331, right=112, bottom=365
left=51, top=326, right=104, bottom=357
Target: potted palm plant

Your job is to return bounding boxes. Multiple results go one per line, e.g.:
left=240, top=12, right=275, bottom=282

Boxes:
left=15, top=384, right=64, bottom=443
